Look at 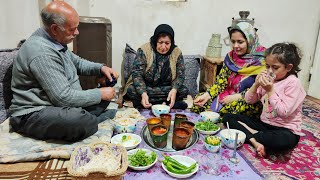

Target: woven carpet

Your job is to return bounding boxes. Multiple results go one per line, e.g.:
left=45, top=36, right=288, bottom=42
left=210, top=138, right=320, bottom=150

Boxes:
left=238, top=98, right=320, bottom=180
left=0, top=99, right=319, bottom=180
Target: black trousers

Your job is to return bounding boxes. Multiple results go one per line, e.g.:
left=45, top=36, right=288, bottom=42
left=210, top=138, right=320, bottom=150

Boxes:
left=222, top=113, right=300, bottom=152
left=10, top=101, right=116, bottom=142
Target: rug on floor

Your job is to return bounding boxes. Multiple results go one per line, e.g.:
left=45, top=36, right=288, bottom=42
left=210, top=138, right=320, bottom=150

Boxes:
left=0, top=99, right=319, bottom=179
left=238, top=98, right=320, bottom=180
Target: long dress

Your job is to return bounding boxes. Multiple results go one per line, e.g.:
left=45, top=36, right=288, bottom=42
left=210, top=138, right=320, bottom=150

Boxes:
left=191, top=53, right=263, bottom=118
left=192, top=22, right=266, bottom=118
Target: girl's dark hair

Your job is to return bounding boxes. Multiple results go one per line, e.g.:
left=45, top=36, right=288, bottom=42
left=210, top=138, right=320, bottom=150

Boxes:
left=265, top=43, right=302, bottom=76
left=228, top=29, right=247, bottom=40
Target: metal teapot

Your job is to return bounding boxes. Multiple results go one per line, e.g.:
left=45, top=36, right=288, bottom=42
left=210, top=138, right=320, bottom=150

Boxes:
left=224, top=11, right=256, bottom=46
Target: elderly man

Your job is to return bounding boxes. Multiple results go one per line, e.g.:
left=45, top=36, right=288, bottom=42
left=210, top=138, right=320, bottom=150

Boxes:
left=9, top=1, right=118, bottom=142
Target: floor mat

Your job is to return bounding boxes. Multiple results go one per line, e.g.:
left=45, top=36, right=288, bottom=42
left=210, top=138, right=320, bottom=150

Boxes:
left=0, top=99, right=319, bottom=179
left=0, top=118, right=113, bottom=163
left=238, top=98, right=320, bottom=180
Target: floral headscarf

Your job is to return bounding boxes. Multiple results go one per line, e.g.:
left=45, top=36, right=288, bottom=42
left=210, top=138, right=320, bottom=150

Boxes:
left=225, top=22, right=266, bottom=76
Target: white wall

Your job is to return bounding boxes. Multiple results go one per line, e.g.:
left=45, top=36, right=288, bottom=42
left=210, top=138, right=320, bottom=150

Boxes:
left=75, top=0, right=320, bottom=90
left=1, top=0, right=320, bottom=92
left=0, top=0, right=40, bottom=49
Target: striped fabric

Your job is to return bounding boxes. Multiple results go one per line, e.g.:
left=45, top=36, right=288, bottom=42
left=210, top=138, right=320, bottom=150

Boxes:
left=0, top=159, right=72, bottom=180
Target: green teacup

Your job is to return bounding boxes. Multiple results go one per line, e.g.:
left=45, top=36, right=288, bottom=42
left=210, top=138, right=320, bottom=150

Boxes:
left=150, top=125, right=168, bottom=148
left=174, top=113, right=188, bottom=129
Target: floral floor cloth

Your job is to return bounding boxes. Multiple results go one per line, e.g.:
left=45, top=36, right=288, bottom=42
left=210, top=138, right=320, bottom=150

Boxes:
left=0, top=99, right=318, bottom=179
left=0, top=119, right=113, bottom=163
left=238, top=99, right=320, bottom=180
left=125, top=109, right=262, bottom=180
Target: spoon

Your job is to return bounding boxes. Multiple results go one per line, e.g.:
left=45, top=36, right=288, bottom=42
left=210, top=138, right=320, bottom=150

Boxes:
left=226, top=122, right=231, bottom=139
left=229, top=132, right=240, bottom=164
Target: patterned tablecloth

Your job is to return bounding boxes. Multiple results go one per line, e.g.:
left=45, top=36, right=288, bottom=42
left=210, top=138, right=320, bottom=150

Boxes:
left=124, top=110, right=262, bottom=180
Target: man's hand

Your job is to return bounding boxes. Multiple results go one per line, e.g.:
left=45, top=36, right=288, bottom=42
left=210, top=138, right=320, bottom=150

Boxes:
left=99, top=87, right=116, bottom=101
left=193, top=92, right=211, bottom=107
left=167, top=89, right=177, bottom=108
left=220, top=94, right=241, bottom=105
left=141, top=92, right=152, bottom=108
left=101, top=66, right=119, bottom=82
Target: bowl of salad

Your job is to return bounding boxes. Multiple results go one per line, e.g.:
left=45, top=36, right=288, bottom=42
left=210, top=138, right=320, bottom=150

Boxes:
left=204, top=136, right=221, bottom=153
left=127, top=148, right=158, bottom=171
left=195, top=121, right=220, bottom=135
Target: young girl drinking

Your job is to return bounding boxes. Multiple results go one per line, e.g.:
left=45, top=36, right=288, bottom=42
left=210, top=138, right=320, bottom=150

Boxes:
left=222, top=43, right=306, bottom=157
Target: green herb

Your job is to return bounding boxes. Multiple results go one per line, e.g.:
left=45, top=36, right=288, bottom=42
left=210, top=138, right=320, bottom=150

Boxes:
left=129, top=149, right=157, bottom=167
left=121, top=135, right=127, bottom=142
left=195, top=121, right=219, bottom=131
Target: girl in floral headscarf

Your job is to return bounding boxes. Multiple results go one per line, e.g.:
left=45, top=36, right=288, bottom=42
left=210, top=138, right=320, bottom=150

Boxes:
left=192, top=22, right=265, bottom=118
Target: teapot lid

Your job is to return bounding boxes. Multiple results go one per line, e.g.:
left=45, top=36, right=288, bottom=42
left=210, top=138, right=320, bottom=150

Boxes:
left=231, top=11, right=255, bottom=28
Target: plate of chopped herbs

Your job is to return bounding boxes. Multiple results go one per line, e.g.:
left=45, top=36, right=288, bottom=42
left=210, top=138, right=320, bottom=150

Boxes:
left=195, top=121, right=220, bottom=135
left=127, top=148, right=158, bottom=170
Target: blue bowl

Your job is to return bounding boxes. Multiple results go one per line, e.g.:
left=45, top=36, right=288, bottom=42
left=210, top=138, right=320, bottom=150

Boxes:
left=114, top=118, right=137, bottom=133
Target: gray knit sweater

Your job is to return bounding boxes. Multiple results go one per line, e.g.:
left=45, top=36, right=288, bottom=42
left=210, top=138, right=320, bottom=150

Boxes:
left=9, top=28, right=103, bottom=117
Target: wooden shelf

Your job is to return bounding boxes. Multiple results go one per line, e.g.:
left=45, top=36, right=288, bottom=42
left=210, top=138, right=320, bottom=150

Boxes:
left=199, top=56, right=224, bottom=92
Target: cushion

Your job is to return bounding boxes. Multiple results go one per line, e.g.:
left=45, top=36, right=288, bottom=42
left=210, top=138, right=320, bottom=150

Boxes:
left=121, top=44, right=137, bottom=87
left=183, top=55, right=201, bottom=97
left=121, top=44, right=200, bottom=97
left=0, top=48, right=19, bottom=123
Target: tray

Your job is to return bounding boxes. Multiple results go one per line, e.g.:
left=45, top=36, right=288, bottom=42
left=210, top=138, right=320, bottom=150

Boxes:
left=141, top=121, right=199, bottom=152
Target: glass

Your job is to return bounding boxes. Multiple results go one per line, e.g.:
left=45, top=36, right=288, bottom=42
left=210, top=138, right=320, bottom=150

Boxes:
left=174, top=114, right=187, bottom=129
left=146, top=117, right=161, bottom=133
left=180, top=120, right=195, bottom=135
left=150, top=125, right=168, bottom=148
left=172, top=127, right=191, bottom=150
left=160, top=114, right=172, bottom=131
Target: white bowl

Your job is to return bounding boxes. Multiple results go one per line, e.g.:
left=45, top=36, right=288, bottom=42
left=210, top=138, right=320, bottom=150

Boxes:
left=195, top=121, right=220, bottom=135
left=196, top=126, right=220, bottom=135
left=110, top=133, right=141, bottom=150
left=161, top=155, right=198, bottom=178
left=204, top=136, right=221, bottom=153
left=199, top=111, right=220, bottom=123
left=151, top=104, right=170, bottom=117
left=113, top=118, right=137, bottom=134
left=127, top=148, right=158, bottom=170
left=219, top=129, right=246, bottom=149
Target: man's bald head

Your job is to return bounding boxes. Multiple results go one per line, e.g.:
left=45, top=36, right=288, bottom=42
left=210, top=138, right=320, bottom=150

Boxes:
left=41, top=1, right=78, bottom=29
left=41, top=1, right=79, bottom=44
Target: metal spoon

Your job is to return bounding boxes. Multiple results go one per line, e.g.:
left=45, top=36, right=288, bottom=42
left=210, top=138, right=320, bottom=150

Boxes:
left=229, top=132, right=240, bottom=164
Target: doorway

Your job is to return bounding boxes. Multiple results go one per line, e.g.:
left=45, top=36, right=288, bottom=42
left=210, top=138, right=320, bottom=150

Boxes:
left=308, top=25, right=320, bottom=99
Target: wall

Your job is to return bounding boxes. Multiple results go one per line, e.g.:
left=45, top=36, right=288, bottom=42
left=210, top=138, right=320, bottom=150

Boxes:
left=76, top=0, right=320, bottom=90
left=0, top=0, right=40, bottom=49
left=1, top=0, right=320, bottom=92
